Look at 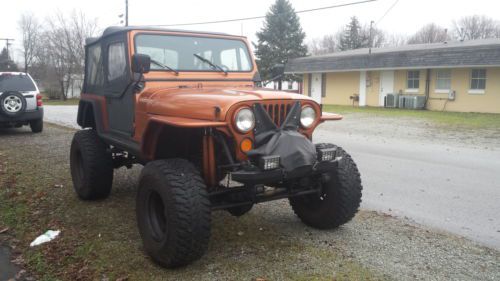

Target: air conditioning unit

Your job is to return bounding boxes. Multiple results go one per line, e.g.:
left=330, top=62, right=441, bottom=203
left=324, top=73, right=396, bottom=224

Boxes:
left=398, top=95, right=408, bottom=108
left=414, top=96, right=426, bottom=109
left=385, top=93, right=399, bottom=108
left=399, top=95, right=426, bottom=109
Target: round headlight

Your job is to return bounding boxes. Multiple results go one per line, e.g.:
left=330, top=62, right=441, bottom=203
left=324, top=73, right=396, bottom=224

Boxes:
left=235, top=108, right=255, bottom=133
left=300, top=106, right=316, bottom=128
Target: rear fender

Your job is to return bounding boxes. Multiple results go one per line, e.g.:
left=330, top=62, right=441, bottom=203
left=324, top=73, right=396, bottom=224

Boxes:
left=77, top=96, right=108, bottom=132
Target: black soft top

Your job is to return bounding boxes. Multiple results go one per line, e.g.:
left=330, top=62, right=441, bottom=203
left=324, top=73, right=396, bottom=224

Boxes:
left=86, top=26, right=238, bottom=46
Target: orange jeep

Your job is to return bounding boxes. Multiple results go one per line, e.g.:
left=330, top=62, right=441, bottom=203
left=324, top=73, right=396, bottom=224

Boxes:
left=70, top=26, right=362, bottom=268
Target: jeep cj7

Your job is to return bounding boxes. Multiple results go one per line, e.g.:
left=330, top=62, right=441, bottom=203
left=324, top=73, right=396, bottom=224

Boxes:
left=70, top=26, right=362, bottom=268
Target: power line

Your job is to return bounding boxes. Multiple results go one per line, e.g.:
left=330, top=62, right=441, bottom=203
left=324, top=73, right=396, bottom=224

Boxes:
left=375, top=0, right=400, bottom=26
left=151, top=0, right=377, bottom=27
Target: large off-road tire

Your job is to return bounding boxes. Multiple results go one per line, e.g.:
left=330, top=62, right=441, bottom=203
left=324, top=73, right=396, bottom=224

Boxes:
left=136, top=158, right=211, bottom=268
left=289, top=144, right=362, bottom=229
left=29, top=118, right=43, bottom=133
left=70, top=129, right=114, bottom=200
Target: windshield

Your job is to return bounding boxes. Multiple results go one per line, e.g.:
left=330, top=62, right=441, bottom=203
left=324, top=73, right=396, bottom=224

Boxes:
left=135, top=34, right=253, bottom=72
left=0, top=74, right=36, bottom=92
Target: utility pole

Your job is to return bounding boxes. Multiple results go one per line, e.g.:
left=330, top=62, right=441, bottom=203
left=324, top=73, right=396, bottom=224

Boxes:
left=0, top=38, right=15, bottom=60
left=368, top=21, right=374, bottom=54
left=125, top=0, right=129, bottom=26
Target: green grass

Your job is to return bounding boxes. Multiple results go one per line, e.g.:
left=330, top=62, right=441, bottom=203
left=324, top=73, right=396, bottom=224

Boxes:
left=323, top=105, right=500, bottom=129
left=42, top=99, right=80, bottom=106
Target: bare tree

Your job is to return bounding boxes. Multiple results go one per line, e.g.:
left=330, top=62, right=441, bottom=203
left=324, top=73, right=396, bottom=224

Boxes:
left=42, top=10, right=98, bottom=100
left=453, top=15, right=500, bottom=40
left=408, top=23, right=449, bottom=44
left=360, top=24, right=385, bottom=48
left=382, top=33, right=408, bottom=47
left=18, top=12, right=41, bottom=73
left=308, top=34, right=336, bottom=55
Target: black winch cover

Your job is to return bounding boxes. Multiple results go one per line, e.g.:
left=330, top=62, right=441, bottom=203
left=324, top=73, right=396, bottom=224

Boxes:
left=247, top=101, right=317, bottom=172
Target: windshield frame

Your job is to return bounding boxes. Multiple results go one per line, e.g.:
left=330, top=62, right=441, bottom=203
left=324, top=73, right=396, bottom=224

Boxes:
left=133, top=32, right=254, bottom=73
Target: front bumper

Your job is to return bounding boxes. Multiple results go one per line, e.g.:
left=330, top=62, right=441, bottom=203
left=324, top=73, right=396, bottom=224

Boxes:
left=231, top=158, right=340, bottom=184
left=0, top=108, right=44, bottom=123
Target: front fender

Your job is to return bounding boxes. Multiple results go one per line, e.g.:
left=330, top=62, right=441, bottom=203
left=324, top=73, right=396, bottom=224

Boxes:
left=148, top=115, right=227, bottom=128
left=140, top=115, right=227, bottom=160
left=320, top=112, right=343, bottom=122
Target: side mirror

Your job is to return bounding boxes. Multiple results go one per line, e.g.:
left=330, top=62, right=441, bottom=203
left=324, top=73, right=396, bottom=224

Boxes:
left=132, top=54, right=151, bottom=74
left=270, top=63, right=285, bottom=80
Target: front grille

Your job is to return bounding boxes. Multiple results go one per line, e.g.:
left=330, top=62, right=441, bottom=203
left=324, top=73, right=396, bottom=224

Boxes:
left=261, top=103, right=292, bottom=127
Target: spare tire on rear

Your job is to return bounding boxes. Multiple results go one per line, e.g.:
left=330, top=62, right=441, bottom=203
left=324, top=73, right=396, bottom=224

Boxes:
left=0, top=91, right=26, bottom=117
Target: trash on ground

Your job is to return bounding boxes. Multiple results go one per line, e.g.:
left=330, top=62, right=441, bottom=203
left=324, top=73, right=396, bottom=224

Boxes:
left=30, top=230, right=60, bottom=247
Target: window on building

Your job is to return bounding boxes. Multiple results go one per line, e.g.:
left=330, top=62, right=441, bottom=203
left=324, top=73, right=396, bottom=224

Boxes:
left=407, top=70, right=420, bottom=89
left=107, top=42, right=126, bottom=82
left=470, top=69, right=487, bottom=90
left=435, top=69, right=451, bottom=91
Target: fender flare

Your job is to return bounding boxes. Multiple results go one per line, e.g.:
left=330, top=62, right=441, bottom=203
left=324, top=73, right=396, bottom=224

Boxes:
left=140, top=116, right=227, bottom=160
left=77, top=97, right=107, bottom=132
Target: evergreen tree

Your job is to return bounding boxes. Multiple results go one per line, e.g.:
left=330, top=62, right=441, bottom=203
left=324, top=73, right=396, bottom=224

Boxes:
left=0, top=47, right=18, bottom=71
left=338, top=16, right=369, bottom=51
left=254, top=0, right=307, bottom=87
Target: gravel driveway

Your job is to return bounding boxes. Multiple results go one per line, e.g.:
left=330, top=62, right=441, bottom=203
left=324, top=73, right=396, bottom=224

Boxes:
left=43, top=105, right=500, bottom=249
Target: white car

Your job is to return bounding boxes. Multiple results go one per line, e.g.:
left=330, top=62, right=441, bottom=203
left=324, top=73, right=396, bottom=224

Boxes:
left=0, top=72, right=43, bottom=133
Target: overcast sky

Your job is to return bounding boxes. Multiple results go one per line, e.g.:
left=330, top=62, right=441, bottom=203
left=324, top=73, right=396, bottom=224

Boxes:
left=1, top=0, right=499, bottom=61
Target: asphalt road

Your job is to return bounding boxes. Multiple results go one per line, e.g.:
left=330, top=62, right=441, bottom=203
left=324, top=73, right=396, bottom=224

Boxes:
left=43, top=105, right=500, bottom=250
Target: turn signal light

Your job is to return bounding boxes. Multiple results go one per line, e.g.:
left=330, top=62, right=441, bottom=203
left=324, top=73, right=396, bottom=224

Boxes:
left=240, top=138, right=253, bottom=153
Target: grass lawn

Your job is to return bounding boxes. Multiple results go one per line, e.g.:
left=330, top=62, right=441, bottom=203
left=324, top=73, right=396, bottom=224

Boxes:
left=42, top=99, right=80, bottom=106
left=323, top=105, right=500, bottom=130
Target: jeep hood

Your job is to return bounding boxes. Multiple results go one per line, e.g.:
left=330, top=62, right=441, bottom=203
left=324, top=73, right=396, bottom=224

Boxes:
left=140, top=87, right=314, bottom=121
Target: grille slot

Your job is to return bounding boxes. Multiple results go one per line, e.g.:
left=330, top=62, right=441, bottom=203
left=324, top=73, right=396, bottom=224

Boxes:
left=262, top=103, right=292, bottom=127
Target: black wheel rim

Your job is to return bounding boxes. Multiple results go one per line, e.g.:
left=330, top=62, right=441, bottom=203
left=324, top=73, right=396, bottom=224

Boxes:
left=147, top=191, right=167, bottom=242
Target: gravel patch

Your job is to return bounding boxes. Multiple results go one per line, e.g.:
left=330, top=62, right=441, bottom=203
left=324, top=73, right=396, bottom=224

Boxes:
left=258, top=201, right=500, bottom=281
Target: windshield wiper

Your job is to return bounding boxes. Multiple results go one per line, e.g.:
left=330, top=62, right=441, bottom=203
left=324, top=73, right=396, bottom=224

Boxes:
left=150, top=59, right=179, bottom=75
left=193, top=54, right=228, bottom=75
